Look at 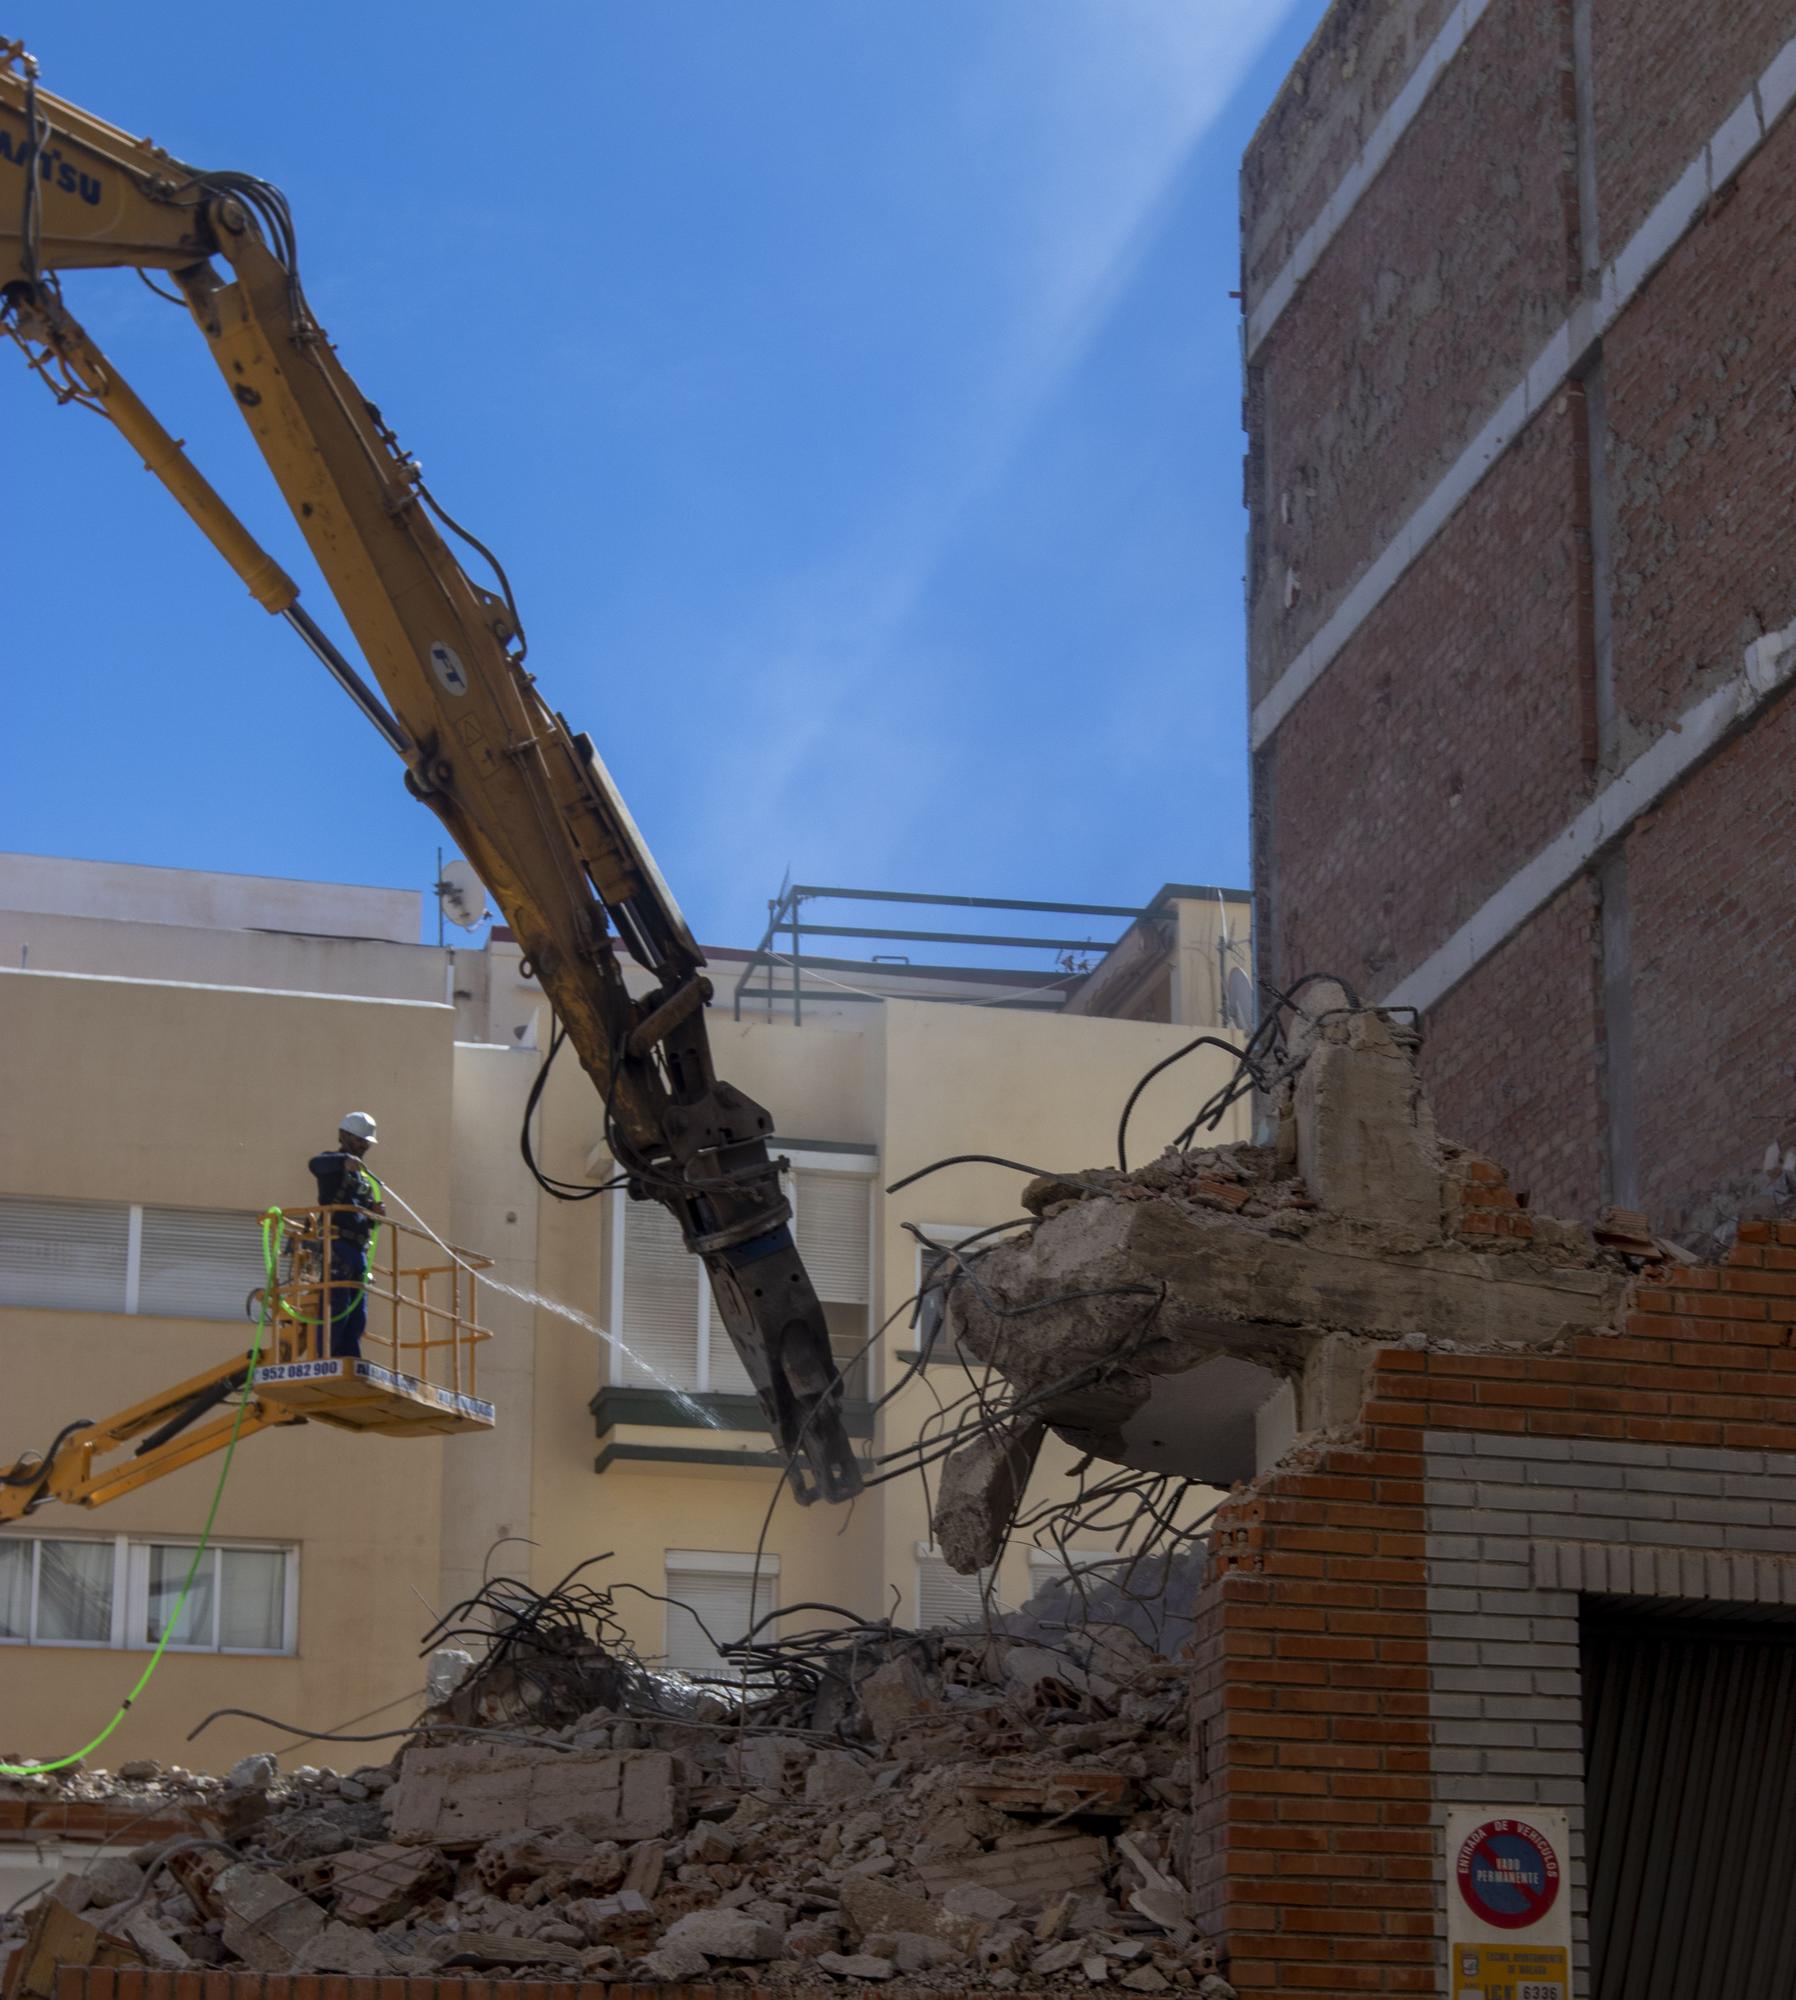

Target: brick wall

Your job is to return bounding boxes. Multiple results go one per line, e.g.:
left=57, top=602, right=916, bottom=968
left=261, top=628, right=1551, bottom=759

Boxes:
left=1591, top=0, right=1796, bottom=248
left=1247, top=0, right=1578, bottom=703
left=1188, top=1220, right=1796, bottom=1996
left=1603, top=104, right=1796, bottom=740
left=1625, top=693, right=1796, bottom=1223
left=1241, top=0, right=1455, bottom=319
left=1246, top=0, right=1796, bottom=1231
left=1419, top=875, right=1606, bottom=1218
left=1255, top=399, right=1591, bottom=999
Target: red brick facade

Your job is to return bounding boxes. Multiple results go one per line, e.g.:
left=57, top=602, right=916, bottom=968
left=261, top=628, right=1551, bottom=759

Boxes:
left=1245, top=0, right=1796, bottom=1225
left=1188, top=1218, right=1796, bottom=1995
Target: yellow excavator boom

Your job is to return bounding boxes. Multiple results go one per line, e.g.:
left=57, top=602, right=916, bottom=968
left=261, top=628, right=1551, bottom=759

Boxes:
left=0, top=40, right=861, bottom=1504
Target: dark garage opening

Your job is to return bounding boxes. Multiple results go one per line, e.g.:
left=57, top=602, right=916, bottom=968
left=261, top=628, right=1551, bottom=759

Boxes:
left=1584, top=1608, right=1796, bottom=1998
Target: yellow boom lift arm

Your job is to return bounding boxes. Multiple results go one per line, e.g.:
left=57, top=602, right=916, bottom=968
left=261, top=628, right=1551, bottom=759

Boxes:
left=0, top=1206, right=497, bottom=1524
left=0, top=42, right=861, bottom=1505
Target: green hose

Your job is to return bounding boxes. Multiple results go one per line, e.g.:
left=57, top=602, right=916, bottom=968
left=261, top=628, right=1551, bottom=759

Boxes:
left=0, top=1210, right=283, bottom=1778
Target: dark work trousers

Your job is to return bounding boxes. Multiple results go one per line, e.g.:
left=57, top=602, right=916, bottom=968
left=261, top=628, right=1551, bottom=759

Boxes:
left=326, top=1241, right=369, bottom=1358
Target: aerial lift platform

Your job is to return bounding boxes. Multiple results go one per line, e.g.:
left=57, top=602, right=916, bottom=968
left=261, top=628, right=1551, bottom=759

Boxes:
left=0, top=1206, right=493, bottom=1521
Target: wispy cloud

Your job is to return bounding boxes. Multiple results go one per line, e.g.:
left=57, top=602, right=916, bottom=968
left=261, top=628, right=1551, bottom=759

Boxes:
left=695, top=0, right=1301, bottom=919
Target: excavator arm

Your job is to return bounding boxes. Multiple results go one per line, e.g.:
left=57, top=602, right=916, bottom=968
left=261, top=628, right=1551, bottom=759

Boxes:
left=0, top=1357, right=293, bottom=1525
left=0, top=42, right=861, bottom=1503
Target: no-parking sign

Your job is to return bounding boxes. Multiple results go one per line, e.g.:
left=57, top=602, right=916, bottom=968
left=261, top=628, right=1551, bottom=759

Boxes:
left=1445, top=1807, right=1571, bottom=2000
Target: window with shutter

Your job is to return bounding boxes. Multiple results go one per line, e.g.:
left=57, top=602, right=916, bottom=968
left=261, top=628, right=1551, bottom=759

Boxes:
left=705, top=1320, right=758, bottom=1398
left=618, top=1196, right=701, bottom=1389
left=127, top=1543, right=296, bottom=1652
left=1027, top=1549, right=1125, bottom=1602
left=0, top=1539, right=295, bottom=1651
left=0, top=1197, right=129, bottom=1313
left=794, top=1171, right=870, bottom=1305
left=220, top=1548, right=288, bottom=1651
left=138, top=1208, right=266, bottom=1323
left=916, top=1550, right=997, bottom=1630
left=662, top=1555, right=776, bottom=1681
left=34, top=1539, right=114, bottom=1644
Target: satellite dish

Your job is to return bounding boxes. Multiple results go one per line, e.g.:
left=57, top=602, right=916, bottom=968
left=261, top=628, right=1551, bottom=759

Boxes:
left=437, top=857, right=492, bottom=930
left=1226, top=965, right=1256, bottom=1033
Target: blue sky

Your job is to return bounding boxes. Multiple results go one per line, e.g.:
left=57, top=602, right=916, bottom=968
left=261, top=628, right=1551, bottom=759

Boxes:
left=4, top=3, right=1324, bottom=950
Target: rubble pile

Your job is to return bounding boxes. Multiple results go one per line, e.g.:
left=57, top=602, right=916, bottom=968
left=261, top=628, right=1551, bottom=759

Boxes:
left=1, top=1580, right=1233, bottom=1997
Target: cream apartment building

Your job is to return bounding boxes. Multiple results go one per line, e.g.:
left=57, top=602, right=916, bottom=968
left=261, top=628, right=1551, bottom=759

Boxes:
left=0, top=854, right=1250, bottom=1766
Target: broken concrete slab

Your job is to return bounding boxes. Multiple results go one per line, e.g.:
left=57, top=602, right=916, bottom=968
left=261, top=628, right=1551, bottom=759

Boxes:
left=117, top=1916, right=190, bottom=1970
left=298, top=1921, right=395, bottom=1975
left=214, top=1863, right=328, bottom=1971
left=941, top=1013, right=1627, bottom=1499
left=818, top=1950, right=897, bottom=1980
left=387, top=1743, right=684, bottom=1848
left=660, top=1908, right=783, bottom=1960
left=431, top=1931, right=586, bottom=1971
left=326, top=1841, right=450, bottom=1925
left=839, top=1874, right=987, bottom=1955
left=918, top=1832, right=1107, bottom=1906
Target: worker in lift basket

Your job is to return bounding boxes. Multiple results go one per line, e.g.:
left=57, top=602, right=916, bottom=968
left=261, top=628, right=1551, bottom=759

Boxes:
left=307, top=1111, right=385, bottom=1359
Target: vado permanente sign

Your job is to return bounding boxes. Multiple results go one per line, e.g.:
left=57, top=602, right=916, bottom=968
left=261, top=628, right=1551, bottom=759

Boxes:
left=1445, top=1807, right=1571, bottom=2000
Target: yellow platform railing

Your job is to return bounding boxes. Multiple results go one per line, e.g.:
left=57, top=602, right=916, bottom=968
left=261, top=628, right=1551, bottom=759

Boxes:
left=261, top=1204, right=494, bottom=1402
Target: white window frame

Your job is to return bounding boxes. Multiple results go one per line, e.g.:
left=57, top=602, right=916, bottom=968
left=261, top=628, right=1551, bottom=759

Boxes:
left=0, top=1534, right=298, bottom=1655
left=914, top=1539, right=1001, bottom=1627
left=1027, top=1546, right=1126, bottom=1594
left=0, top=1534, right=120, bottom=1649
left=126, top=1542, right=300, bottom=1656
left=608, top=1149, right=877, bottom=1397
left=662, top=1548, right=780, bottom=1681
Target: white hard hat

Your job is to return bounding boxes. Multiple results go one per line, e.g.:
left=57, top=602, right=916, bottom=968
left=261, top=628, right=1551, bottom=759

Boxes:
left=339, top=1111, right=379, bottom=1143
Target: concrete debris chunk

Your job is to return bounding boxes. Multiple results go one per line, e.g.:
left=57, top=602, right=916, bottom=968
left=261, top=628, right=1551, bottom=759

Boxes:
left=921, top=1831, right=1106, bottom=1906
left=224, top=1753, right=277, bottom=1792
left=660, top=1909, right=783, bottom=1961
left=855, top=1656, right=935, bottom=1744
left=941, top=1881, right=1019, bottom=1923
left=641, top=1939, right=710, bottom=1981
left=622, top=1836, right=666, bottom=1898
left=119, top=1916, right=191, bottom=1970
left=817, top=1950, right=897, bottom=1980
left=802, top=1748, right=866, bottom=1803
left=387, top=1743, right=685, bottom=1847
left=935, top=1419, right=1047, bottom=1573
left=840, top=1875, right=986, bottom=1955
left=80, top=1858, right=144, bottom=1908
left=471, top=1825, right=598, bottom=1891
left=432, top=1931, right=585, bottom=1970
left=214, top=1863, right=328, bottom=1971
left=327, top=1841, right=449, bottom=1925
left=299, top=1921, right=395, bottom=1975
